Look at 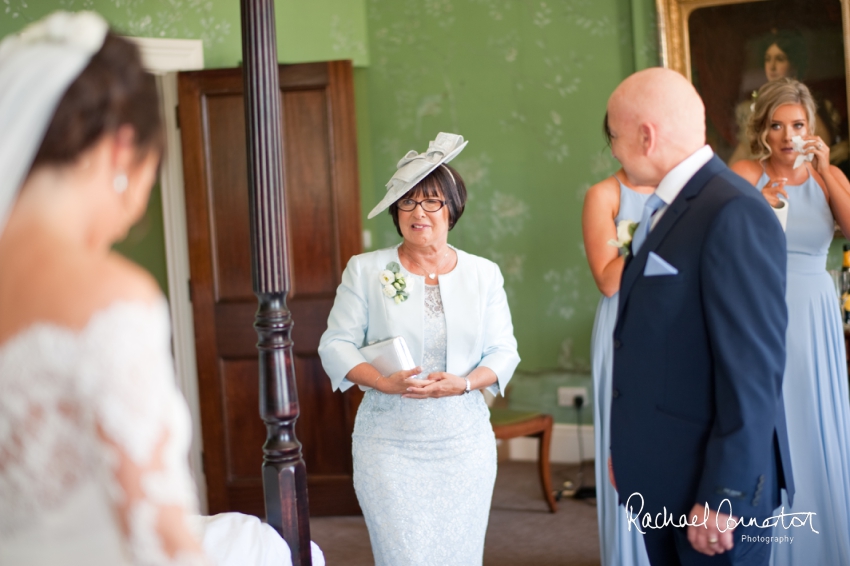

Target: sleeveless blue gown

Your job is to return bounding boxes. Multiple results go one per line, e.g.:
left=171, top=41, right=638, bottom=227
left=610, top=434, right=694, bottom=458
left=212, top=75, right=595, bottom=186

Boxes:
left=590, top=179, right=651, bottom=566
left=754, top=173, right=850, bottom=565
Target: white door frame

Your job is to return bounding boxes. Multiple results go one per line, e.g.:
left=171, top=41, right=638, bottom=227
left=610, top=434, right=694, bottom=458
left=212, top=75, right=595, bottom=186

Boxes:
left=128, top=37, right=208, bottom=512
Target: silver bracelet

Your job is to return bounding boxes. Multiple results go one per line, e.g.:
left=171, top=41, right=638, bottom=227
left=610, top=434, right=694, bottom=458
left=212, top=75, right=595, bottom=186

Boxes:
left=462, top=376, right=471, bottom=394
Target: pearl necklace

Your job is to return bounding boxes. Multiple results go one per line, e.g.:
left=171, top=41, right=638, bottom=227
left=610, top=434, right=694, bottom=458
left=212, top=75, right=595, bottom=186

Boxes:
left=401, top=245, right=451, bottom=281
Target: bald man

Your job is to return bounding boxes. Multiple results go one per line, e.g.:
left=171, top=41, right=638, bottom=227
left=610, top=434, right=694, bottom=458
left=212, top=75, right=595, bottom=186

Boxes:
left=606, top=68, right=794, bottom=566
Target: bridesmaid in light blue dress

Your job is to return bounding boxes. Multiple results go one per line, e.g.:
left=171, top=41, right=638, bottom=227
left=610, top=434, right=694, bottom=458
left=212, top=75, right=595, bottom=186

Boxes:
left=732, top=78, right=850, bottom=565
left=582, top=168, right=652, bottom=566
left=754, top=170, right=850, bottom=565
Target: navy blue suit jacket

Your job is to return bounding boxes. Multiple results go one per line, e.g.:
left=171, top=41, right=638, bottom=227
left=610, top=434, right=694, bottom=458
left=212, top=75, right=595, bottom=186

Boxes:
left=611, top=156, right=794, bottom=520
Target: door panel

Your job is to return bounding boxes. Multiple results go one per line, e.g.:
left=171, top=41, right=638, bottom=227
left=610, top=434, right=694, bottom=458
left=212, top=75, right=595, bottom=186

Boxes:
left=205, top=93, right=253, bottom=301
left=221, top=359, right=264, bottom=480
left=281, top=90, right=338, bottom=297
left=178, top=61, right=363, bottom=517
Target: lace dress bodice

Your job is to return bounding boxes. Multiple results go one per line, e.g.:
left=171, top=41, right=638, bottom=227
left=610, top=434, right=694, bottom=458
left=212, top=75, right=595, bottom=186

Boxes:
left=0, top=300, right=206, bottom=566
left=421, top=284, right=447, bottom=375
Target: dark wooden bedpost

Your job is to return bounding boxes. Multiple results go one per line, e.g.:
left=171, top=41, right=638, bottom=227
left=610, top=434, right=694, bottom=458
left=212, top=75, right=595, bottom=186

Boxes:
left=239, top=1, right=312, bottom=564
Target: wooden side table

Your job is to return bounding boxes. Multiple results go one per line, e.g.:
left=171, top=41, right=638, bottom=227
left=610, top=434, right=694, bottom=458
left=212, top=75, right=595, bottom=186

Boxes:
left=489, top=408, right=558, bottom=513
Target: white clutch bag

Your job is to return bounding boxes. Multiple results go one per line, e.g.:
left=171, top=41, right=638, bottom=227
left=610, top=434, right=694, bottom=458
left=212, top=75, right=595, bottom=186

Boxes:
left=358, top=336, right=416, bottom=377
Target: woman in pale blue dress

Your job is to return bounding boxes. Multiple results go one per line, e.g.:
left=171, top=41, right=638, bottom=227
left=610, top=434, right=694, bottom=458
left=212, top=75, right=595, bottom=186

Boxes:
left=733, top=78, right=850, bottom=564
left=319, top=134, right=520, bottom=566
left=582, top=161, right=653, bottom=566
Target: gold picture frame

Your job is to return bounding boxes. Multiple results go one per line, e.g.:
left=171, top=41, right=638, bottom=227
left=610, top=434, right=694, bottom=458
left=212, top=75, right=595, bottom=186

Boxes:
left=656, top=0, right=850, bottom=164
left=657, top=0, right=770, bottom=80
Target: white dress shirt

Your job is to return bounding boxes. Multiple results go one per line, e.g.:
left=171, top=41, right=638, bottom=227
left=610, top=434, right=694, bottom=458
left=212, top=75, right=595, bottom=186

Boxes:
left=650, top=145, right=714, bottom=229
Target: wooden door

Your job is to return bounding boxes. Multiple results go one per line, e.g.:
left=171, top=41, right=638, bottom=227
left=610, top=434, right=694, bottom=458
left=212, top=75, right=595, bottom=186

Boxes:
left=178, top=61, right=363, bottom=517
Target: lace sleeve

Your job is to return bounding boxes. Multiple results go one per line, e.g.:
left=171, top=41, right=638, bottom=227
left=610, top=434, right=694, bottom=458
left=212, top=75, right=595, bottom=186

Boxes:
left=84, top=301, right=210, bottom=566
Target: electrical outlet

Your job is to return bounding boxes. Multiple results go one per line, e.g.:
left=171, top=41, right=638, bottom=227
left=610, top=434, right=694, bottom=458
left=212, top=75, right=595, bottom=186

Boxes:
left=557, top=386, right=588, bottom=407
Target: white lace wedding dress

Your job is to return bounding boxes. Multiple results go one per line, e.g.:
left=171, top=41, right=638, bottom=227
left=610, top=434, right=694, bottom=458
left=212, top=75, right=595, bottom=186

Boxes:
left=0, top=299, right=323, bottom=566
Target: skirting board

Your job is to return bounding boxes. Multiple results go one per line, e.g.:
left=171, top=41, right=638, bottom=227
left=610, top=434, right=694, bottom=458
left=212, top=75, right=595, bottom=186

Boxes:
left=506, top=423, right=595, bottom=464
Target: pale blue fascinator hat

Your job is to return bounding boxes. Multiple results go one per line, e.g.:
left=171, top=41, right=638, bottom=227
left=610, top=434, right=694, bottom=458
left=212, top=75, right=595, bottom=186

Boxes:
left=367, top=132, right=468, bottom=219
left=0, top=11, right=109, bottom=237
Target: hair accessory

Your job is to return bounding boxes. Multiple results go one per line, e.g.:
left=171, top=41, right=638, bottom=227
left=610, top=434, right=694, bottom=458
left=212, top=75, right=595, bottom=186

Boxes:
left=0, top=11, right=109, bottom=238
left=367, top=132, right=467, bottom=219
left=113, top=173, right=129, bottom=193
left=441, top=163, right=456, bottom=186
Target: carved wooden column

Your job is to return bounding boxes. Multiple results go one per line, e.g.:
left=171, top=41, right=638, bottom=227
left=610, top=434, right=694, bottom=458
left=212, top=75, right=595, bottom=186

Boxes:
left=239, top=1, right=311, bottom=564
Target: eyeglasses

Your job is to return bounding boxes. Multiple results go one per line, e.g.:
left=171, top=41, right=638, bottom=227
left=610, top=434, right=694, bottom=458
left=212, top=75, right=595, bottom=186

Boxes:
left=396, top=198, right=446, bottom=212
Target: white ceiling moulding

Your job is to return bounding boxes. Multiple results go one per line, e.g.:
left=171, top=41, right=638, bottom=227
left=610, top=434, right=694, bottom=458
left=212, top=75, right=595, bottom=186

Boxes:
left=128, top=37, right=204, bottom=74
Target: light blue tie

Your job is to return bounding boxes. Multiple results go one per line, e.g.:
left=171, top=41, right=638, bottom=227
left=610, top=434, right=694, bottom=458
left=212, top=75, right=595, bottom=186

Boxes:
left=631, top=194, right=665, bottom=255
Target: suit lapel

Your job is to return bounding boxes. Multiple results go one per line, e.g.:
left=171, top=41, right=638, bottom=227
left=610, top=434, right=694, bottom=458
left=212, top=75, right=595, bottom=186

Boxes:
left=616, top=156, right=726, bottom=325
left=617, top=201, right=690, bottom=321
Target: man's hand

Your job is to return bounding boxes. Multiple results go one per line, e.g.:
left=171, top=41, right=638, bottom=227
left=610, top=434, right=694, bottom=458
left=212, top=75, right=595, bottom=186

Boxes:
left=686, top=503, right=736, bottom=556
left=608, top=457, right=616, bottom=491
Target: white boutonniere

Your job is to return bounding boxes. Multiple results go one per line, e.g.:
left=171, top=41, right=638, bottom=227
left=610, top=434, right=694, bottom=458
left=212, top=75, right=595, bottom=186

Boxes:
left=607, top=220, right=638, bottom=255
left=381, top=262, right=409, bottom=304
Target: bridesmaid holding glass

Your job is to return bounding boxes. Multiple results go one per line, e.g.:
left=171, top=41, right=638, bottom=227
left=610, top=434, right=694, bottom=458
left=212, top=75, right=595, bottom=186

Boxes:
left=731, top=78, right=850, bottom=566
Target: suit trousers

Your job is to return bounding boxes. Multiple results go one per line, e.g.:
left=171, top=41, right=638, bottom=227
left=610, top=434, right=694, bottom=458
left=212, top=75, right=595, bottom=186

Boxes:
left=641, top=520, right=783, bottom=566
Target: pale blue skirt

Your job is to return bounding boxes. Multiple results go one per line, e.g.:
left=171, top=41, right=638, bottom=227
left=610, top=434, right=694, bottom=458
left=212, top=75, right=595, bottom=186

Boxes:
left=591, top=293, right=650, bottom=566
left=770, top=261, right=850, bottom=565
left=352, top=390, right=496, bottom=566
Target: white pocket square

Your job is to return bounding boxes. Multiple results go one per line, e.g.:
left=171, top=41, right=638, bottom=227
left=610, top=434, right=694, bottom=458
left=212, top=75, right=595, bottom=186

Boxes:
left=644, top=251, right=679, bottom=277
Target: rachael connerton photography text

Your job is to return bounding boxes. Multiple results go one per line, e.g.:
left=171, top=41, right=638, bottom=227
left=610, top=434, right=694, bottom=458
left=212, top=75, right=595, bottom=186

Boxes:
left=624, top=493, right=818, bottom=535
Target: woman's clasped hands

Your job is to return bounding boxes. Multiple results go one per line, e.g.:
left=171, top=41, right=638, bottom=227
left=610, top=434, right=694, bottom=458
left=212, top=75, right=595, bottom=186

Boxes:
left=403, top=371, right=468, bottom=399
left=372, top=367, right=427, bottom=395
left=372, top=367, right=467, bottom=398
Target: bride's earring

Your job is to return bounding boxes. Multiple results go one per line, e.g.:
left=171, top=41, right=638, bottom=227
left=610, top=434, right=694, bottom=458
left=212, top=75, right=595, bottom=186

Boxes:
left=113, top=173, right=128, bottom=193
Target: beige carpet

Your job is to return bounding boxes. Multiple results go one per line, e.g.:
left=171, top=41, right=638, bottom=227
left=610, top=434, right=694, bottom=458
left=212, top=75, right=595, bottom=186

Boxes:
left=310, top=461, right=601, bottom=566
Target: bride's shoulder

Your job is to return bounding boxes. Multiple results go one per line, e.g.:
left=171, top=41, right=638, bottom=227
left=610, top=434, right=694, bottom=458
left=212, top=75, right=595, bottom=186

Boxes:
left=59, top=253, right=163, bottom=328
left=94, top=252, right=162, bottom=305
left=0, top=250, right=163, bottom=343
left=56, top=248, right=158, bottom=301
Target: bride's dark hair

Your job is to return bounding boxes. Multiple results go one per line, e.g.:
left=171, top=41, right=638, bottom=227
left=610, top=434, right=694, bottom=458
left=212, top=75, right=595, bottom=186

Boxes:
left=31, top=32, right=162, bottom=168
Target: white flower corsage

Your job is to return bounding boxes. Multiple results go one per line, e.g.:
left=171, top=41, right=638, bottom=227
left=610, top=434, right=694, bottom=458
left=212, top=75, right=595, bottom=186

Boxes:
left=381, top=262, right=409, bottom=304
left=607, top=220, right=638, bottom=255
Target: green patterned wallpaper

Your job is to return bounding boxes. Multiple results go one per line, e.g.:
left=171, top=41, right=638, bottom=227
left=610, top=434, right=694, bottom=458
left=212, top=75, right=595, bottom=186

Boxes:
left=0, top=0, right=659, bottom=372
left=361, top=0, right=658, bottom=370
left=0, top=1, right=367, bottom=68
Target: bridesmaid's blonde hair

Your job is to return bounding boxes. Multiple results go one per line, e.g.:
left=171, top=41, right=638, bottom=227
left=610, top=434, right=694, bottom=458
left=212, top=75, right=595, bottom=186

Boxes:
left=748, top=78, right=816, bottom=162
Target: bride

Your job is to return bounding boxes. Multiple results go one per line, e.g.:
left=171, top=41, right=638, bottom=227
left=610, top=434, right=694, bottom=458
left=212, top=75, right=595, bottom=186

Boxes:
left=0, top=11, right=320, bottom=566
